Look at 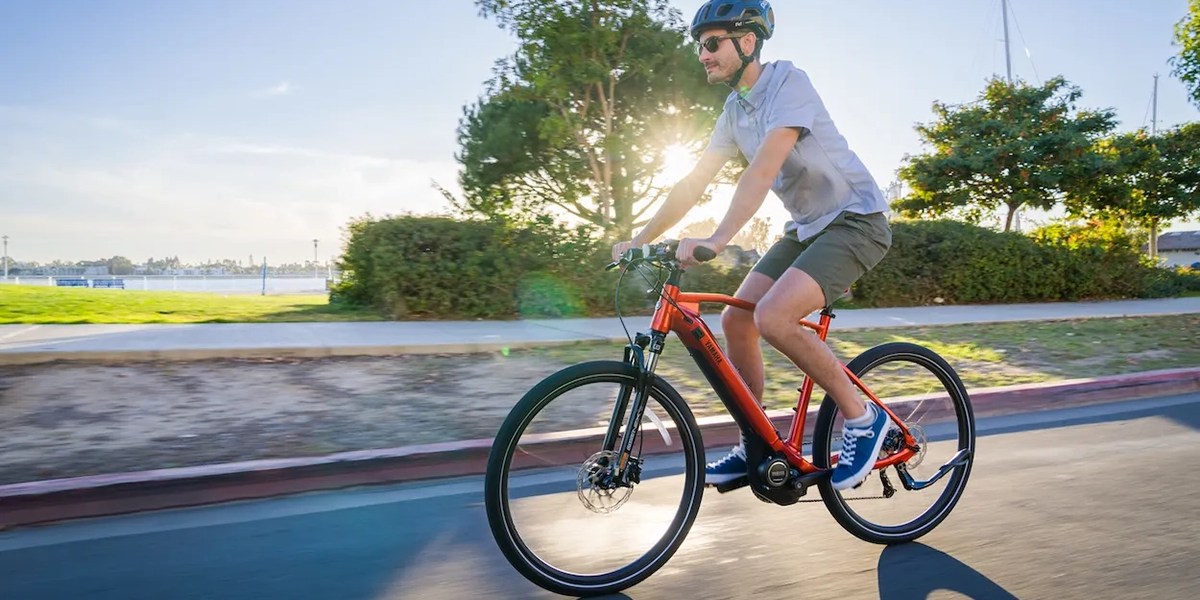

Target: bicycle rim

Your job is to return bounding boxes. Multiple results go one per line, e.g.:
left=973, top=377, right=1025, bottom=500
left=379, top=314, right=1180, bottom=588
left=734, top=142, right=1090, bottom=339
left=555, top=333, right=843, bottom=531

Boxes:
left=817, top=344, right=974, bottom=541
left=486, top=362, right=703, bottom=595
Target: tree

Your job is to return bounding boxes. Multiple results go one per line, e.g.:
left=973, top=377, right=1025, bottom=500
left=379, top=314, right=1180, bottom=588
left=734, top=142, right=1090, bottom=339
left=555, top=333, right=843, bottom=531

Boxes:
left=730, top=216, right=773, bottom=252
left=677, top=217, right=718, bottom=241
left=678, top=216, right=772, bottom=252
left=106, top=256, right=135, bottom=276
left=895, top=77, right=1116, bottom=231
left=1070, top=123, right=1200, bottom=258
left=1171, top=0, right=1200, bottom=109
left=451, top=0, right=733, bottom=237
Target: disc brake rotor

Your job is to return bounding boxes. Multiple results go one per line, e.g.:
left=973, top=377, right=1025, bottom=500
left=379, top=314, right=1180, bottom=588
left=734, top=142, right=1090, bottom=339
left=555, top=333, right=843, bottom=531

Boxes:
left=906, top=422, right=929, bottom=468
left=577, top=450, right=634, bottom=514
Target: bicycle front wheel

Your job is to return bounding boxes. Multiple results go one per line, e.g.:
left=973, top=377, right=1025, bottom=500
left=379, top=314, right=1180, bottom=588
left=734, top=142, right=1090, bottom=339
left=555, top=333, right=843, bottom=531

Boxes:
left=484, top=360, right=705, bottom=597
left=813, top=342, right=975, bottom=544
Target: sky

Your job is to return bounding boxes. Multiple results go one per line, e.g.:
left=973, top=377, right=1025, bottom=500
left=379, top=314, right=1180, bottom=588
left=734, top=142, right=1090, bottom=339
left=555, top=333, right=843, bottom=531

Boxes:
left=1, top=0, right=1198, bottom=264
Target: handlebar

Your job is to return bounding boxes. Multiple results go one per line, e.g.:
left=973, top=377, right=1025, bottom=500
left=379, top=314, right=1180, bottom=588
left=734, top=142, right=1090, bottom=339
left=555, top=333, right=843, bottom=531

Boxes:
left=605, top=240, right=718, bottom=271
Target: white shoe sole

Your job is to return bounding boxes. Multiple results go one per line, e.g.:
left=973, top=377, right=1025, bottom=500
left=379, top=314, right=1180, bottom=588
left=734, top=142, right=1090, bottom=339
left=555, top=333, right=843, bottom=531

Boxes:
left=704, top=470, right=748, bottom=485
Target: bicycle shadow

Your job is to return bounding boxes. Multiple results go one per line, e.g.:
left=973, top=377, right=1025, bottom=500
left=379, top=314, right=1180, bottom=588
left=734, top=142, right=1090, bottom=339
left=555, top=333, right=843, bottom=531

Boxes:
left=877, top=542, right=1017, bottom=600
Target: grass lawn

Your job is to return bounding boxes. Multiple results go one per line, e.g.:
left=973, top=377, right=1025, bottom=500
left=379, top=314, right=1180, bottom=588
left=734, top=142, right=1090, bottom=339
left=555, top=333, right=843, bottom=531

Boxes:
left=0, top=285, right=383, bottom=324
left=529, top=313, right=1200, bottom=415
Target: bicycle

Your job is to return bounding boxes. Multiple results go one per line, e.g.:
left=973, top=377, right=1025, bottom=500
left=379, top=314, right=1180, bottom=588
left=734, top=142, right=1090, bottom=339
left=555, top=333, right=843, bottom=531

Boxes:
left=485, top=241, right=975, bottom=597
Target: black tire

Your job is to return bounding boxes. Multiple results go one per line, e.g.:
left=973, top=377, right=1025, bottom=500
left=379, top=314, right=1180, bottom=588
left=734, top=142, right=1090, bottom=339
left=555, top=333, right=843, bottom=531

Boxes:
left=813, top=342, right=975, bottom=545
left=485, top=361, right=705, bottom=597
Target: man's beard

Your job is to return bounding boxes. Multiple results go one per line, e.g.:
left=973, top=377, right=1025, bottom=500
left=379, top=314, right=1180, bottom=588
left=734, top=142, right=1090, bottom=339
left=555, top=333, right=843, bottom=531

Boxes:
left=706, top=64, right=729, bottom=84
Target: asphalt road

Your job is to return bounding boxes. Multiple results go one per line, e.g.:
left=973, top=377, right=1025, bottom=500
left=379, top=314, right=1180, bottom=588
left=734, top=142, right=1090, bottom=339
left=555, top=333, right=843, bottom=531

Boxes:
left=3, top=393, right=1198, bottom=600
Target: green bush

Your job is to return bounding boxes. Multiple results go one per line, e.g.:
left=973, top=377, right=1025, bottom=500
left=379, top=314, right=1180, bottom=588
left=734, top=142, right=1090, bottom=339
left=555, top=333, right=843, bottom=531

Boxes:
left=332, top=215, right=693, bottom=319
left=331, top=215, right=753, bottom=319
left=1176, top=267, right=1200, bottom=293
left=853, top=219, right=1179, bottom=306
left=332, top=215, right=1186, bottom=320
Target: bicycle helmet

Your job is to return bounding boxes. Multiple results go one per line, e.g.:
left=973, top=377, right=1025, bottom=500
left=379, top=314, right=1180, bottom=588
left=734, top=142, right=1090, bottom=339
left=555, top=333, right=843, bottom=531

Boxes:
left=689, top=0, right=774, bottom=41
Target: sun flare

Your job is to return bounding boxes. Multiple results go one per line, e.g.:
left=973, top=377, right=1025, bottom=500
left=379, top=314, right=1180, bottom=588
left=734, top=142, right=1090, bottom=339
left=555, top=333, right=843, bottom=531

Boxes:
left=658, top=143, right=696, bottom=184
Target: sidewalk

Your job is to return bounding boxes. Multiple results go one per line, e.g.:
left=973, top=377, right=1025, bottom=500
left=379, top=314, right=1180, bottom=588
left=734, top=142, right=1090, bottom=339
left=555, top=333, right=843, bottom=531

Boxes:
left=2, top=297, right=1198, bottom=364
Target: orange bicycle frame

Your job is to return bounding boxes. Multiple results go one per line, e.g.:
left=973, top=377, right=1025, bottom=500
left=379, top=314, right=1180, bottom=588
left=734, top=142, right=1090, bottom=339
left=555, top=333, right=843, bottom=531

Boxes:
left=649, top=282, right=918, bottom=473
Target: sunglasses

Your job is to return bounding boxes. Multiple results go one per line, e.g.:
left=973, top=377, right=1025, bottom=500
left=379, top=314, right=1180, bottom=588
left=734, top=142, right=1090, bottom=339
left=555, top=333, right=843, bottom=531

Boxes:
left=696, top=31, right=750, bottom=55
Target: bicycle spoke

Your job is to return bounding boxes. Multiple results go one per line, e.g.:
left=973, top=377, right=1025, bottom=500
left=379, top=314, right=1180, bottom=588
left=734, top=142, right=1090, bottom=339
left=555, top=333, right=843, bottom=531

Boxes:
left=488, top=364, right=703, bottom=587
left=815, top=343, right=975, bottom=543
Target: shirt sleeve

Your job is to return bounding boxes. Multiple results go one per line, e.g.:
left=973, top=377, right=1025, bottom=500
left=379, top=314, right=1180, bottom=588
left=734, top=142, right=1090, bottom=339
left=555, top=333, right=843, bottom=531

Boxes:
left=764, top=69, right=820, bottom=134
left=704, top=108, right=740, bottom=159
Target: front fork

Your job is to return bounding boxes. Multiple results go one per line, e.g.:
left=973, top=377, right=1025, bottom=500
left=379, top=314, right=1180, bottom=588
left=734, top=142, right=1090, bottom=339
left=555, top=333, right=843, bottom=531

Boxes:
left=600, top=331, right=663, bottom=486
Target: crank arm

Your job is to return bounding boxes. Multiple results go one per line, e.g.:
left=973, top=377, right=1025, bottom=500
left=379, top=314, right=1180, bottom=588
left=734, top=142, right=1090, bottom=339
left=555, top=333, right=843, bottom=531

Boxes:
left=896, top=449, right=971, bottom=491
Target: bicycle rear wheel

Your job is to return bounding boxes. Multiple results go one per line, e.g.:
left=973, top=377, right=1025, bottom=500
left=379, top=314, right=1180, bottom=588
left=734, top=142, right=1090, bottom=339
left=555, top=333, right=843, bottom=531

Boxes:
left=813, top=342, right=975, bottom=544
left=485, top=360, right=705, bottom=597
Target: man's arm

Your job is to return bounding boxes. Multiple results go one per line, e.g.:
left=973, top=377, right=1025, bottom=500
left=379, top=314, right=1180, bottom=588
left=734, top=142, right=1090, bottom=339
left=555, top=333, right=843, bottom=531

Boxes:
left=631, top=149, right=731, bottom=247
left=611, top=149, right=730, bottom=262
left=710, top=127, right=800, bottom=248
left=673, top=127, right=800, bottom=265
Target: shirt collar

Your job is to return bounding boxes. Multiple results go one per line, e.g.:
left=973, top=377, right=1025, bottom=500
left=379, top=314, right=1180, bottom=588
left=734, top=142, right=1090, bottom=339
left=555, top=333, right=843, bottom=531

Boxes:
left=729, top=61, right=777, bottom=113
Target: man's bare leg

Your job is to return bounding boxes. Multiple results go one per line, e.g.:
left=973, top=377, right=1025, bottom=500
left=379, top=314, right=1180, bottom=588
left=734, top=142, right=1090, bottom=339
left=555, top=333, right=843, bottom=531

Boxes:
left=719, top=272, right=776, bottom=402
left=753, top=268, right=866, bottom=419
left=704, top=272, right=776, bottom=484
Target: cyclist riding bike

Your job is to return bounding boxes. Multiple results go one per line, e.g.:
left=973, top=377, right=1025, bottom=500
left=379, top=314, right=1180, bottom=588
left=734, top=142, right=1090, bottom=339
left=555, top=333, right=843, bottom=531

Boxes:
left=612, top=0, right=894, bottom=491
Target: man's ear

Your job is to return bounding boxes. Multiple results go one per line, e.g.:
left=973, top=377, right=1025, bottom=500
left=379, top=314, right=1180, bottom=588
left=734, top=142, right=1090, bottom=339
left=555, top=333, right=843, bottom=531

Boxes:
left=740, top=32, right=758, bottom=56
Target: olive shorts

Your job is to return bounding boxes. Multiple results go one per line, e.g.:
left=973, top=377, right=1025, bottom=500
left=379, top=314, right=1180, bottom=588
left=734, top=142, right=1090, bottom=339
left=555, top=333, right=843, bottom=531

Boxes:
left=751, top=211, right=893, bottom=308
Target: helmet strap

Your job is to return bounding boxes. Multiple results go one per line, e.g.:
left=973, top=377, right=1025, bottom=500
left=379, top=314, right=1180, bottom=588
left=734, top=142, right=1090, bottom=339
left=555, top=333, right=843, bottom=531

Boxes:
left=725, top=36, right=756, bottom=95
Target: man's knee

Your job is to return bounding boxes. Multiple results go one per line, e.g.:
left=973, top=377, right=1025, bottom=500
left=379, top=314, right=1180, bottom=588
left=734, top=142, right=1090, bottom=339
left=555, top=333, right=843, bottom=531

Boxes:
left=754, top=273, right=825, bottom=338
left=753, top=301, right=788, bottom=343
left=721, top=305, right=757, bottom=338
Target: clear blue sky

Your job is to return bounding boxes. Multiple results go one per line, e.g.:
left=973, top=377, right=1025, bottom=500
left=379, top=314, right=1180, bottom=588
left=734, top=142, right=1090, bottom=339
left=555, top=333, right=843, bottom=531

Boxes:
left=1, top=0, right=1196, bottom=263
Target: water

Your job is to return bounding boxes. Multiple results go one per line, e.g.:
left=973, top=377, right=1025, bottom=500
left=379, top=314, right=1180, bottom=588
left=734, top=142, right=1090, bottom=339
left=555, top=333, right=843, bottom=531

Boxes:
left=0, top=276, right=331, bottom=295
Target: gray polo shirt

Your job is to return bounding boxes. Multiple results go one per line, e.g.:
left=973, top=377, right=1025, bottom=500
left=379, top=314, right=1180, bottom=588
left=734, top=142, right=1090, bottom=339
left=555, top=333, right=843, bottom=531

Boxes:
left=706, top=60, right=889, bottom=241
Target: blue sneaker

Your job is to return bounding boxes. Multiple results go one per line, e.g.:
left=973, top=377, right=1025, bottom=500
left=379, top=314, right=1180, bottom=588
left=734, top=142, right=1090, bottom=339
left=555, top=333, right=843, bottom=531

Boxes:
left=831, top=404, right=894, bottom=491
left=705, top=445, right=747, bottom=485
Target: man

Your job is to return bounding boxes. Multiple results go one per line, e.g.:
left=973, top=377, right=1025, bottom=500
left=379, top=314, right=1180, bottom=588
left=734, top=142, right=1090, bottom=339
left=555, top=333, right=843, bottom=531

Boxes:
left=611, top=0, right=893, bottom=491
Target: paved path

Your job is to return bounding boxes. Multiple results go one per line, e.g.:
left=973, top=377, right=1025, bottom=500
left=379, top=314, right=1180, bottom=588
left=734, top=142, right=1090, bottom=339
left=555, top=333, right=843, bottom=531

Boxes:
left=1, top=297, right=1197, bottom=362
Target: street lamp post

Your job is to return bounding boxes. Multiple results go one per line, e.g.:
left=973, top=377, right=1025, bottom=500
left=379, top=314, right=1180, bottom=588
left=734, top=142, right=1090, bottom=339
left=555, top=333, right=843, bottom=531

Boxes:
left=312, top=239, right=319, bottom=279
left=2, top=235, right=8, bottom=280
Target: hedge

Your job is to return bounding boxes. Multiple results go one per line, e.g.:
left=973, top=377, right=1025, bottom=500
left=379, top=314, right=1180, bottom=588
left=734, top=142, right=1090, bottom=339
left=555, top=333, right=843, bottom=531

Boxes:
left=331, top=215, right=1188, bottom=319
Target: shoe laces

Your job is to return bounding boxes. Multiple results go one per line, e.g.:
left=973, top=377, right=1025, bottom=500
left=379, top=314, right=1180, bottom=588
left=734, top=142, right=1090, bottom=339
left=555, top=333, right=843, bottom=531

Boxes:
left=839, top=425, right=875, bottom=466
left=709, top=446, right=745, bottom=468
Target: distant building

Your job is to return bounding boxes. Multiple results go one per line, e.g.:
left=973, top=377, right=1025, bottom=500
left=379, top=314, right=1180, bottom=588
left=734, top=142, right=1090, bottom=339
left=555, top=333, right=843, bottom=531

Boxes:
left=24, top=266, right=110, bottom=277
left=1156, top=231, right=1200, bottom=269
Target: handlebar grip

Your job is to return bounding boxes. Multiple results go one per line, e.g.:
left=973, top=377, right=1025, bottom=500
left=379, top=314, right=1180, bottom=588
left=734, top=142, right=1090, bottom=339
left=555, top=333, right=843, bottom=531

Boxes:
left=693, top=247, right=717, bottom=262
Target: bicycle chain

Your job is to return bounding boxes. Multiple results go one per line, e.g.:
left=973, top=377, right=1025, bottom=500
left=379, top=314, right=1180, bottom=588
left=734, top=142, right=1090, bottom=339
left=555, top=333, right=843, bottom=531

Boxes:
left=798, top=494, right=889, bottom=502
left=797, top=470, right=893, bottom=502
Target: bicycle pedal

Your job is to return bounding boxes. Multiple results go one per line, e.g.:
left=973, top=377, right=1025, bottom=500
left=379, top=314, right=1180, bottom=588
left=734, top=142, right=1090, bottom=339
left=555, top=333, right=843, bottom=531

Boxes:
left=709, top=476, right=749, bottom=493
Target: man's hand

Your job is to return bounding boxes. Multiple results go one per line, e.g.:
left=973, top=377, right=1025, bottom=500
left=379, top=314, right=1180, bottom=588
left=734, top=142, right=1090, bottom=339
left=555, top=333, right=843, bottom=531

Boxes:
left=611, top=240, right=634, bottom=263
left=677, top=237, right=722, bottom=268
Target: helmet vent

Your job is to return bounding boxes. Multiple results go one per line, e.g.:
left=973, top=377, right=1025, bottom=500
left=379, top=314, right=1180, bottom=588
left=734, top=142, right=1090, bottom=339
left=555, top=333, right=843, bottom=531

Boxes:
left=716, top=4, right=733, bottom=17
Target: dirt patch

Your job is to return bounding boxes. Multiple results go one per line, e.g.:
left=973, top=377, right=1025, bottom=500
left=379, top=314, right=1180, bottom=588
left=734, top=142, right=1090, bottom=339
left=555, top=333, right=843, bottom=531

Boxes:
left=0, top=354, right=568, bottom=485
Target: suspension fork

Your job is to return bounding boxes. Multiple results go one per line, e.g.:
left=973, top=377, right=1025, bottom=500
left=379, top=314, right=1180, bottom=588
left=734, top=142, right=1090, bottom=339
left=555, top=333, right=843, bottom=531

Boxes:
left=602, top=331, right=665, bottom=480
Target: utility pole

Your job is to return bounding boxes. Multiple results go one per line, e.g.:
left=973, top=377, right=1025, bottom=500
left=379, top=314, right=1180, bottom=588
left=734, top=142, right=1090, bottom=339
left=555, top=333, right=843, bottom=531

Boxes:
left=2, top=235, right=8, bottom=279
left=312, top=239, right=319, bottom=279
left=1150, top=74, right=1160, bottom=259
left=1152, top=73, right=1159, bottom=136
left=1002, top=0, right=1013, bottom=84
left=1002, top=1, right=1022, bottom=231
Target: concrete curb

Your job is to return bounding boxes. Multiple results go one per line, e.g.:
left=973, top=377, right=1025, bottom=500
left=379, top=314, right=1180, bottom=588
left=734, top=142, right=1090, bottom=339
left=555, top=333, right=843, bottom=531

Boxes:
left=3, top=367, right=1198, bottom=529
left=0, top=340, right=607, bottom=366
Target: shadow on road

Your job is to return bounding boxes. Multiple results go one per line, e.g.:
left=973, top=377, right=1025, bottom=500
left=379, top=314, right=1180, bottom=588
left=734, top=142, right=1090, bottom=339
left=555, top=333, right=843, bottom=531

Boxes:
left=877, top=542, right=1017, bottom=600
